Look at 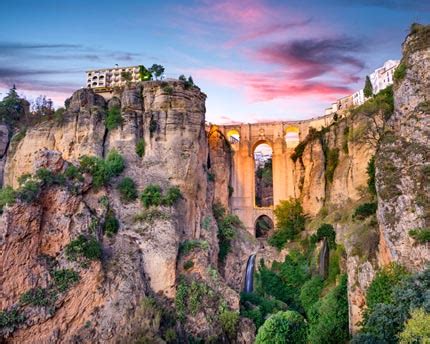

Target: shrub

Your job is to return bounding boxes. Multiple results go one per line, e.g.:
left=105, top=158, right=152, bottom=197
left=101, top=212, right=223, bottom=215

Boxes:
left=394, top=63, right=407, bottom=82
left=64, top=165, right=84, bottom=181
left=20, top=287, right=57, bottom=307
left=399, top=308, right=430, bottom=344
left=268, top=199, right=305, bottom=250
left=0, top=186, right=16, bottom=210
left=117, top=177, right=138, bottom=202
left=366, top=156, right=377, bottom=196
left=135, top=138, right=145, bottom=157
left=310, top=223, right=336, bottom=248
left=353, top=202, right=377, bottom=220
left=366, top=263, right=409, bottom=314
left=105, top=149, right=125, bottom=176
left=133, top=208, right=170, bottom=223
left=17, top=180, right=41, bottom=203
left=0, top=308, right=25, bottom=330
left=51, top=269, right=80, bottom=292
left=183, top=260, right=194, bottom=270
left=105, top=106, right=122, bottom=130
left=65, top=235, right=102, bottom=262
left=161, top=186, right=182, bottom=206
left=220, top=310, right=239, bottom=338
left=140, top=184, right=162, bottom=208
left=300, top=276, right=324, bottom=315
left=79, top=155, right=108, bottom=189
left=163, top=85, right=174, bottom=95
left=255, top=311, right=308, bottom=344
left=103, top=210, right=119, bottom=237
left=179, top=240, right=209, bottom=256
left=409, top=228, right=430, bottom=243
left=326, top=148, right=339, bottom=183
left=36, top=168, right=66, bottom=186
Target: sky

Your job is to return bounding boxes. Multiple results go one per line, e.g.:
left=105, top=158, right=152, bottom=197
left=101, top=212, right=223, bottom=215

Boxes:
left=0, top=0, right=428, bottom=123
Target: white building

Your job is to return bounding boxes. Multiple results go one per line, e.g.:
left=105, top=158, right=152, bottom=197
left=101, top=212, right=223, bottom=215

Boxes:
left=86, top=65, right=141, bottom=90
left=369, top=59, right=399, bottom=95
left=352, top=89, right=365, bottom=106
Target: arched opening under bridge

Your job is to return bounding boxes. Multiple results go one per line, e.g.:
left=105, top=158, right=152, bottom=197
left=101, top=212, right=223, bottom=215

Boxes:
left=254, top=142, right=273, bottom=208
left=255, top=215, right=274, bottom=238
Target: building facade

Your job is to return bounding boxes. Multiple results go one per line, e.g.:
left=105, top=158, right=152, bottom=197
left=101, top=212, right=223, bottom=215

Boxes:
left=369, top=59, right=399, bottom=94
left=86, top=66, right=141, bottom=90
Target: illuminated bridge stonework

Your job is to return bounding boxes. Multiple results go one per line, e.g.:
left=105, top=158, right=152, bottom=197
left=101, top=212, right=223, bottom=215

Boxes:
left=216, top=115, right=335, bottom=235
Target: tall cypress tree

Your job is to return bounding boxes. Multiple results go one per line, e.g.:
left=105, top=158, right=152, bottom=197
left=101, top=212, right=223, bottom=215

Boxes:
left=364, top=75, right=373, bottom=98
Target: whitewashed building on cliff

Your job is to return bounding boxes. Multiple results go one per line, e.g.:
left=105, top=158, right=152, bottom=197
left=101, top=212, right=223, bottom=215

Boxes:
left=369, top=59, right=399, bottom=94
left=86, top=65, right=141, bottom=90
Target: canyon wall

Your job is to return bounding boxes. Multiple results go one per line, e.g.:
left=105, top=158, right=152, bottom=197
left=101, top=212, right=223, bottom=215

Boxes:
left=0, top=81, right=252, bottom=343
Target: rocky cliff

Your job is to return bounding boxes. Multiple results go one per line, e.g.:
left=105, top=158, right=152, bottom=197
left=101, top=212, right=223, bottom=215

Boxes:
left=376, top=26, right=430, bottom=270
left=0, top=81, right=254, bottom=343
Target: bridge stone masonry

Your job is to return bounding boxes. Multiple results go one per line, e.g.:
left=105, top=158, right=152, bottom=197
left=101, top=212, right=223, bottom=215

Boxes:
left=213, top=113, right=336, bottom=236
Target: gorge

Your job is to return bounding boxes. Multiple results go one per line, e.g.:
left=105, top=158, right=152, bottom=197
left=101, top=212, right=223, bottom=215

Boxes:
left=0, top=24, right=429, bottom=344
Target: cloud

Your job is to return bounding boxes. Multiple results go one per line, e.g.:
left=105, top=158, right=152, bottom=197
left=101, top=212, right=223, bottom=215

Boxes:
left=256, top=37, right=365, bottom=80
left=0, top=67, right=79, bottom=78
left=195, top=68, right=351, bottom=102
left=347, top=0, right=430, bottom=11
left=0, top=41, right=143, bottom=62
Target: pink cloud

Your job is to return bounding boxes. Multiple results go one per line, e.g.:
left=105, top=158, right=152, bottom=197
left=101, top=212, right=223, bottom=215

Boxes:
left=195, top=68, right=351, bottom=102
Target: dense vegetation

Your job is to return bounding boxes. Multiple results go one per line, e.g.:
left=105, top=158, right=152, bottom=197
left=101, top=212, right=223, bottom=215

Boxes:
left=353, top=267, right=430, bottom=343
left=241, top=224, right=349, bottom=344
left=268, top=198, right=306, bottom=250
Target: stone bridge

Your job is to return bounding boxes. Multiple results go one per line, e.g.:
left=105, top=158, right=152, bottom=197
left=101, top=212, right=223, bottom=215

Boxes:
left=216, top=114, right=334, bottom=235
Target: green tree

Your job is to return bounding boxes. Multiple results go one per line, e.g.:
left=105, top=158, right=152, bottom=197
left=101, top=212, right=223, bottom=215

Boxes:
left=399, top=308, right=430, bottom=344
left=255, top=311, right=308, bottom=344
left=367, top=156, right=376, bottom=196
left=268, top=199, right=305, bottom=249
left=138, top=65, right=152, bottom=81
left=365, top=263, right=409, bottom=314
left=149, top=64, right=165, bottom=80
left=364, top=75, right=373, bottom=98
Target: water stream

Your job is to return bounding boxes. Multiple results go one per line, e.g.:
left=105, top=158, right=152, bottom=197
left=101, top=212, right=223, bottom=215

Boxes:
left=244, top=254, right=256, bottom=293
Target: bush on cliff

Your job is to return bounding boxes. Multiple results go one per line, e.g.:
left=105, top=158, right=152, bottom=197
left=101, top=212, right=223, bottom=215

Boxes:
left=140, top=184, right=163, bottom=208
left=103, top=210, right=119, bottom=237
left=255, top=311, right=308, bottom=344
left=117, top=177, right=138, bottom=202
left=105, top=105, right=123, bottom=130
left=79, top=150, right=125, bottom=189
left=135, top=138, right=145, bottom=157
left=310, top=223, right=336, bottom=249
left=0, top=186, right=16, bottom=211
left=65, top=235, right=102, bottom=262
left=268, top=199, right=305, bottom=250
left=353, top=202, right=377, bottom=220
left=409, top=228, right=430, bottom=243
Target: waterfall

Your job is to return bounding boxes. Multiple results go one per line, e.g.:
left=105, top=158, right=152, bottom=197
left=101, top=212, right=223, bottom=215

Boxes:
left=244, top=254, right=256, bottom=293
left=319, top=237, right=330, bottom=279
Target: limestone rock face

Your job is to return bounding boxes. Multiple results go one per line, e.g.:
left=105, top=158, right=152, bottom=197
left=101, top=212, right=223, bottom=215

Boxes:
left=346, top=256, right=375, bottom=334
left=294, top=139, right=325, bottom=216
left=208, top=127, right=232, bottom=208
left=4, top=89, right=107, bottom=188
left=376, top=29, right=430, bottom=271
left=1, top=81, right=217, bottom=342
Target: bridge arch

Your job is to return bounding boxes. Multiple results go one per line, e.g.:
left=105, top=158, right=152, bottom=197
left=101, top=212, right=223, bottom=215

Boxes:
left=226, top=129, right=240, bottom=144
left=284, top=126, right=300, bottom=148
left=255, top=214, right=274, bottom=238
